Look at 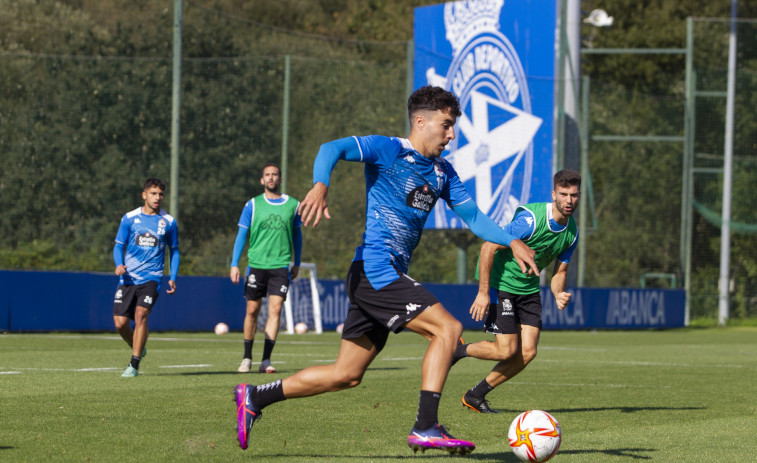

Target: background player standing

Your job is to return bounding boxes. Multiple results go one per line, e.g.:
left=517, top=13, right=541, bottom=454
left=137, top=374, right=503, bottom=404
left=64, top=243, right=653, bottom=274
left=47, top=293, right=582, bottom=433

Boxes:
left=230, top=162, right=302, bottom=374
left=113, top=178, right=180, bottom=378
left=454, top=169, right=581, bottom=413
left=233, top=86, right=539, bottom=454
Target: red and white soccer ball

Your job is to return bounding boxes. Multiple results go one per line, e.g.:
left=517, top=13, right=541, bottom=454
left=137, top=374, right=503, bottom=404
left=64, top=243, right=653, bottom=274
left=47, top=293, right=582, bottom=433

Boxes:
left=335, top=323, right=344, bottom=334
left=214, top=322, right=229, bottom=335
left=294, top=322, right=308, bottom=334
left=508, top=410, right=562, bottom=462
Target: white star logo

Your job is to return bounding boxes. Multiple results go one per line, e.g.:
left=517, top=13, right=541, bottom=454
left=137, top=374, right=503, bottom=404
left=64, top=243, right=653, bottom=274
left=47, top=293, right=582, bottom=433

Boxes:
left=446, top=90, right=542, bottom=216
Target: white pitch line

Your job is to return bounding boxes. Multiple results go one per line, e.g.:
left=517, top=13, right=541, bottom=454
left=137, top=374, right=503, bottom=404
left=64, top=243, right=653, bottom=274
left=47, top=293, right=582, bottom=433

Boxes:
left=159, top=364, right=213, bottom=369
left=539, top=358, right=747, bottom=368
left=0, top=364, right=221, bottom=373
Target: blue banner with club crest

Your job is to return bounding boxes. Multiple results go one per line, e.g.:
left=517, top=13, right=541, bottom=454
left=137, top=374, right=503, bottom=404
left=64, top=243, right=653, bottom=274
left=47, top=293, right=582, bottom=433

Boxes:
left=414, top=0, right=557, bottom=229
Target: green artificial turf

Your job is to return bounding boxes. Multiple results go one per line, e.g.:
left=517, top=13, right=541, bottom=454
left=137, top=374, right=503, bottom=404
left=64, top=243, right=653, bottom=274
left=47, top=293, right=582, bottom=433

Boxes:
left=1, top=327, right=755, bottom=462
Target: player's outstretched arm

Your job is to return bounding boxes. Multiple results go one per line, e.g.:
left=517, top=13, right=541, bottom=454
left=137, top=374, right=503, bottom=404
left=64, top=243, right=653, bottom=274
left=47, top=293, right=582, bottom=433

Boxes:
left=452, top=200, right=538, bottom=275
left=551, top=261, right=571, bottom=310
left=167, top=245, right=179, bottom=294
left=290, top=224, right=302, bottom=280
left=300, top=137, right=364, bottom=227
left=229, top=226, right=248, bottom=284
left=509, top=239, right=538, bottom=276
left=299, top=182, right=330, bottom=228
left=113, top=243, right=126, bottom=275
left=470, top=241, right=503, bottom=321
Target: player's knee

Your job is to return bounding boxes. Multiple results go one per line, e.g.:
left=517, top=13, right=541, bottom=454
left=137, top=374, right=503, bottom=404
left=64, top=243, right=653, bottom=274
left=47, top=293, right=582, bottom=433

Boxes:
left=442, top=318, right=463, bottom=342
left=494, top=343, right=519, bottom=361
left=331, top=370, right=363, bottom=390
left=134, top=310, right=149, bottom=324
left=522, top=346, right=538, bottom=364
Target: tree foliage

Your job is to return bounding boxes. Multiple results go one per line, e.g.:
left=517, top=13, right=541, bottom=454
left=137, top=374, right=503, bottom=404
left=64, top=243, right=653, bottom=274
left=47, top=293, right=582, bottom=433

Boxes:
left=1, top=0, right=756, bottom=320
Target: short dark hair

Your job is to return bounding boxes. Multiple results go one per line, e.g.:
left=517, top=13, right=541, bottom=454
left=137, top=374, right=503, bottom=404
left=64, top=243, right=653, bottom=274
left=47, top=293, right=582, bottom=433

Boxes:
left=261, top=162, right=281, bottom=177
left=553, top=169, right=581, bottom=189
left=407, top=85, right=462, bottom=120
left=143, top=178, right=165, bottom=191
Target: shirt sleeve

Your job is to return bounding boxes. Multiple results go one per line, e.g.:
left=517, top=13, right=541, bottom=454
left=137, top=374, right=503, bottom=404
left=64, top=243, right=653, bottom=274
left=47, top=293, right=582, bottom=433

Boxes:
left=230, top=226, right=248, bottom=267
left=312, top=136, right=365, bottom=186
left=114, top=215, right=129, bottom=245
left=451, top=200, right=517, bottom=246
left=113, top=243, right=125, bottom=267
left=237, top=200, right=253, bottom=229
left=503, top=209, right=537, bottom=241
left=438, top=160, right=472, bottom=208
left=292, top=201, right=302, bottom=266
left=292, top=227, right=302, bottom=266
left=113, top=215, right=129, bottom=265
left=557, top=230, right=579, bottom=263
left=353, top=135, right=402, bottom=169
left=168, top=222, right=180, bottom=281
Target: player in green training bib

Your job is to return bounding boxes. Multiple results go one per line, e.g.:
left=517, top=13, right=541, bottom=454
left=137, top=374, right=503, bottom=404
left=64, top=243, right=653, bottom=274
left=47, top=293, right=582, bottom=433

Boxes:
left=453, top=169, right=581, bottom=413
left=230, top=162, right=302, bottom=374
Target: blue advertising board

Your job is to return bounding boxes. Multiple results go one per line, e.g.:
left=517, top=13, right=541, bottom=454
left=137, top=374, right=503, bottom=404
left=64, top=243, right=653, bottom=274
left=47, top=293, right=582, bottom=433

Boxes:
left=413, top=0, right=557, bottom=228
left=0, top=271, right=685, bottom=332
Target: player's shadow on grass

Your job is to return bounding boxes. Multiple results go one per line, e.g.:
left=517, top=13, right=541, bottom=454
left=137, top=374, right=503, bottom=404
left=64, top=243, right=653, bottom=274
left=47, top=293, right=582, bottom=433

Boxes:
left=257, top=447, right=655, bottom=461
left=262, top=453, right=503, bottom=460
left=156, top=366, right=406, bottom=377
left=558, top=448, right=655, bottom=459
left=236, top=448, right=656, bottom=461
left=158, top=371, right=255, bottom=377
left=496, top=405, right=705, bottom=414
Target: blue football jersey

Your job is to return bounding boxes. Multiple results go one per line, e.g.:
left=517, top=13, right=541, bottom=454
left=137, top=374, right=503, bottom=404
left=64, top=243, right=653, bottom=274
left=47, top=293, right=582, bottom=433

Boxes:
left=352, top=135, right=473, bottom=289
left=115, top=207, right=179, bottom=289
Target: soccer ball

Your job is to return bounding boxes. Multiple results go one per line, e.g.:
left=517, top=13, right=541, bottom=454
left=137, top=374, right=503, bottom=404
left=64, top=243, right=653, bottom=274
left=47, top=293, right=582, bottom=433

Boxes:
left=214, top=322, right=229, bottom=335
left=508, top=410, right=562, bottom=462
left=335, top=323, right=344, bottom=334
left=294, top=322, right=308, bottom=334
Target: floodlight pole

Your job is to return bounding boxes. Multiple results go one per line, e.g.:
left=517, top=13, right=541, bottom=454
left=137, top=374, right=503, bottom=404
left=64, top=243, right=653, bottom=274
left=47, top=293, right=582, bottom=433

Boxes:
left=718, top=0, right=738, bottom=326
left=170, top=0, right=183, bottom=220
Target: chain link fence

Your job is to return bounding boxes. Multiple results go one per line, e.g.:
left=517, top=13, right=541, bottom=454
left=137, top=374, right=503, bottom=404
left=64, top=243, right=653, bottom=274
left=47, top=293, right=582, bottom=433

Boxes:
left=1, top=10, right=755, bottom=320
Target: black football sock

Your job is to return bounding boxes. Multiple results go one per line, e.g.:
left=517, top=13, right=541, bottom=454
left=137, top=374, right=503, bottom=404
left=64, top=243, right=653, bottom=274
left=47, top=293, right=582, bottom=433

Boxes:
left=414, top=390, right=441, bottom=430
left=130, top=356, right=141, bottom=370
left=469, top=379, right=494, bottom=398
left=451, top=343, right=469, bottom=364
left=243, top=339, right=253, bottom=359
left=262, top=339, right=275, bottom=362
left=252, top=380, right=286, bottom=408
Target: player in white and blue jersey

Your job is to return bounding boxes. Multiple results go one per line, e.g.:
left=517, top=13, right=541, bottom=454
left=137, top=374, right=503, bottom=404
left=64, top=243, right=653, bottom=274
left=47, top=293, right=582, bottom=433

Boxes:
left=234, top=86, right=539, bottom=454
left=113, top=178, right=180, bottom=378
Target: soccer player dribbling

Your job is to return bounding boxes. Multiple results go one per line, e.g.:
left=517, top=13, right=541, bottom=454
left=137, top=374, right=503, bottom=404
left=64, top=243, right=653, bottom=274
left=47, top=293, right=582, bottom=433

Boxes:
left=233, top=86, right=539, bottom=454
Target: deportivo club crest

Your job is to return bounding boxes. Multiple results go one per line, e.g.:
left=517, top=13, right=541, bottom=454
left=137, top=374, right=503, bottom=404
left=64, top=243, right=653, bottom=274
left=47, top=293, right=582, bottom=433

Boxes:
left=420, top=0, right=544, bottom=228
